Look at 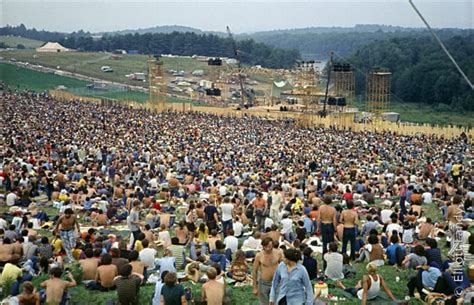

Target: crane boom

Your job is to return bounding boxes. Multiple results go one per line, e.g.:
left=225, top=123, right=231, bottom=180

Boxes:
left=226, top=26, right=246, bottom=106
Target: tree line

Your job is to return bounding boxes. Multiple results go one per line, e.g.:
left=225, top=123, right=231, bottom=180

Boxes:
left=0, top=24, right=300, bottom=68
left=347, top=34, right=474, bottom=111
left=245, top=29, right=472, bottom=59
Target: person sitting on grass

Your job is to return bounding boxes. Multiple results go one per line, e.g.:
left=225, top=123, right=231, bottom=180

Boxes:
left=402, top=244, right=427, bottom=269
left=128, top=250, right=145, bottom=278
left=229, top=250, right=248, bottom=282
left=160, top=272, right=187, bottom=305
left=88, top=253, right=118, bottom=291
left=386, top=234, right=405, bottom=267
left=345, top=262, right=398, bottom=305
left=323, top=242, right=345, bottom=289
left=202, top=267, right=225, bottom=305
left=356, top=233, right=385, bottom=267
left=40, top=267, right=76, bottom=305
left=114, top=264, right=142, bottom=305
left=17, top=281, right=40, bottom=305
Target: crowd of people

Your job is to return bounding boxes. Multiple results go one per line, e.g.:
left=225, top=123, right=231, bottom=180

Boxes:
left=0, top=91, right=473, bottom=305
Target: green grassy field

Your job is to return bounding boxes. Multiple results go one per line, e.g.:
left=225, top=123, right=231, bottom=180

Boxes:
left=0, top=62, right=199, bottom=105
left=351, top=97, right=474, bottom=127
left=0, top=36, right=44, bottom=49
left=0, top=62, right=89, bottom=92
left=0, top=50, right=212, bottom=87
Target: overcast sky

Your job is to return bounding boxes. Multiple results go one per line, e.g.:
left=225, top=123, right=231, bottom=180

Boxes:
left=1, top=0, right=472, bottom=33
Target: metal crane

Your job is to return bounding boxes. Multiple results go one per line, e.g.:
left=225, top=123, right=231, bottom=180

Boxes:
left=226, top=26, right=247, bottom=107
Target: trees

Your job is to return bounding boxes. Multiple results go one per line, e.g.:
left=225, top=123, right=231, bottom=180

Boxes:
left=349, top=35, right=474, bottom=111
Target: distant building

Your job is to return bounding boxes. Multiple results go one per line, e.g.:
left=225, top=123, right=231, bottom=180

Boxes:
left=36, top=42, right=70, bottom=53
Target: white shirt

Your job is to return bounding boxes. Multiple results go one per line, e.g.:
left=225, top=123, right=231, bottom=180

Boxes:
left=148, top=178, right=158, bottom=189
left=281, top=218, right=293, bottom=234
left=422, top=192, right=432, bottom=204
left=386, top=223, right=402, bottom=236
left=158, top=231, right=171, bottom=249
left=270, top=192, right=283, bottom=210
left=224, top=235, right=239, bottom=253
left=380, top=209, right=393, bottom=224
left=139, top=248, right=158, bottom=269
left=6, top=193, right=17, bottom=206
left=219, top=185, right=228, bottom=196
left=233, top=221, right=243, bottom=236
left=220, top=203, right=234, bottom=222
left=243, top=237, right=262, bottom=250
left=0, top=218, right=7, bottom=230
left=264, top=217, right=274, bottom=230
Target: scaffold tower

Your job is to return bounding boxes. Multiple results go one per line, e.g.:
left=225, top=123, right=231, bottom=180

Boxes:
left=148, top=55, right=166, bottom=111
left=331, top=63, right=355, bottom=101
left=366, top=69, right=391, bottom=115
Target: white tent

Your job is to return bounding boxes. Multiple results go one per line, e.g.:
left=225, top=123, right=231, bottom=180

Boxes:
left=36, top=42, right=70, bottom=53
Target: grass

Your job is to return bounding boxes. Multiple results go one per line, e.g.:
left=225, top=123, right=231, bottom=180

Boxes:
left=351, top=97, right=474, bottom=127
left=0, top=62, right=89, bottom=92
left=0, top=50, right=211, bottom=87
left=0, top=63, right=187, bottom=104
left=0, top=36, right=44, bottom=49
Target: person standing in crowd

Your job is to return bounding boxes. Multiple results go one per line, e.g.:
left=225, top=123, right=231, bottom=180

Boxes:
left=317, top=196, right=337, bottom=256
left=340, top=200, right=358, bottom=260
left=269, top=248, right=313, bottom=305
left=127, top=200, right=142, bottom=250
left=52, top=208, right=80, bottom=262
left=253, top=237, right=283, bottom=305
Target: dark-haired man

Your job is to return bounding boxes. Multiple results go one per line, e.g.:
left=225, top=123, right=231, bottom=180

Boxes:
left=252, top=237, right=282, bottom=305
left=40, top=267, right=76, bottom=305
left=114, top=264, right=142, bottom=305
left=53, top=208, right=80, bottom=262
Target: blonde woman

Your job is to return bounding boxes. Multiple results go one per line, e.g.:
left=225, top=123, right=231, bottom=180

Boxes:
left=346, top=262, right=399, bottom=305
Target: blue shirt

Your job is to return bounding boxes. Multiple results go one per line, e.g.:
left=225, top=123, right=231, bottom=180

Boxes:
left=386, top=244, right=405, bottom=265
left=303, top=217, right=313, bottom=234
left=270, top=262, right=313, bottom=305
left=422, top=267, right=441, bottom=288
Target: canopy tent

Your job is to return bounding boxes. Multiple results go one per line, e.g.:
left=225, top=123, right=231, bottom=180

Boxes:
left=36, top=42, right=70, bottom=53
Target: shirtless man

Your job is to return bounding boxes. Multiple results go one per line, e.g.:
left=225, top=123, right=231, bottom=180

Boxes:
left=201, top=267, right=225, bottom=305
left=79, top=248, right=99, bottom=281
left=446, top=195, right=463, bottom=247
left=264, top=224, right=281, bottom=243
left=252, top=237, right=283, bottom=305
left=317, top=196, right=337, bottom=255
left=340, top=200, right=358, bottom=260
left=0, top=238, right=19, bottom=264
left=94, top=253, right=118, bottom=290
left=40, top=267, right=76, bottom=305
left=53, top=208, right=80, bottom=262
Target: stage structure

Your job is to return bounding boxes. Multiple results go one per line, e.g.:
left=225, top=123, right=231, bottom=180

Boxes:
left=331, top=63, right=355, bottom=101
left=366, top=69, right=391, bottom=115
left=148, top=55, right=167, bottom=111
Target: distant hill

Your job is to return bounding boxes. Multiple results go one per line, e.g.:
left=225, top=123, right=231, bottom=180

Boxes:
left=240, top=27, right=473, bottom=60
left=241, top=24, right=426, bottom=36
left=102, top=25, right=205, bottom=36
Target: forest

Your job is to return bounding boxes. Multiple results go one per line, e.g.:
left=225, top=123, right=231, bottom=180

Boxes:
left=347, top=34, right=474, bottom=111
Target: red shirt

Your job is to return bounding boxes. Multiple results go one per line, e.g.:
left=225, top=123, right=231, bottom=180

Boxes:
left=342, top=192, right=353, bottom=200
left=152, top=202, right=161, bottom=210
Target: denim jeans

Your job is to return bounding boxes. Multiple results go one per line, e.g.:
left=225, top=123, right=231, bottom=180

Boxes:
left=342, top=227, right=356, bottom=260
left=222, top=220, right=233, bottom=237
left=321, top=223, right=335, bottom=254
